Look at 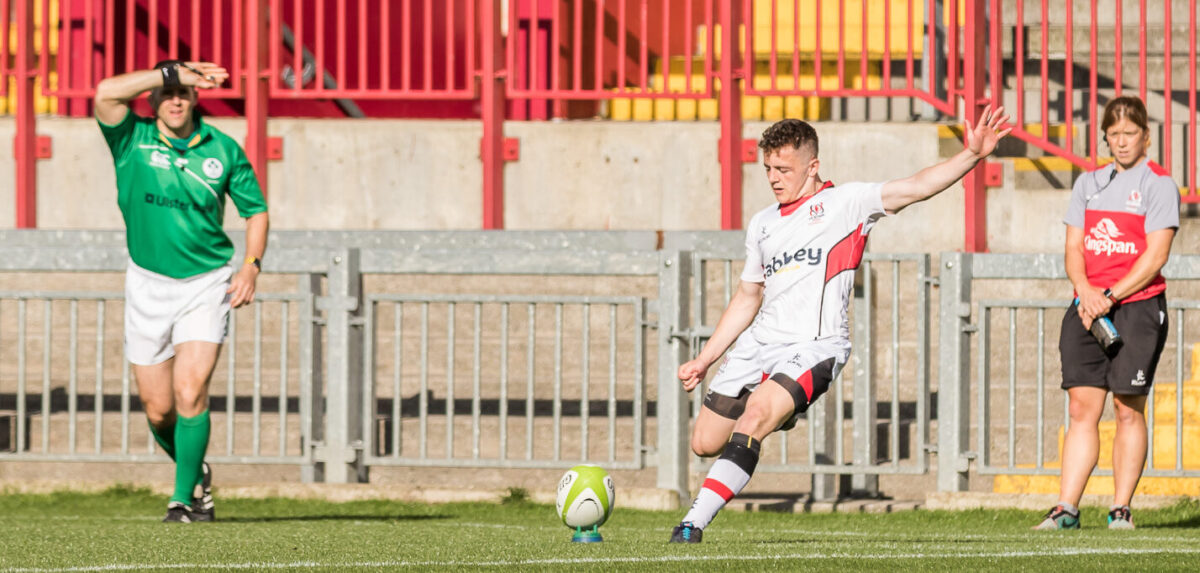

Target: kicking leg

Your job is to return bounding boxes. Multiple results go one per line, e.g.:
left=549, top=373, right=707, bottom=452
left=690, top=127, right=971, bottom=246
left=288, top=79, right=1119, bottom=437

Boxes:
left=676, top=380, right=796, bottom=536
left=691, top=389, right=748, bottom=457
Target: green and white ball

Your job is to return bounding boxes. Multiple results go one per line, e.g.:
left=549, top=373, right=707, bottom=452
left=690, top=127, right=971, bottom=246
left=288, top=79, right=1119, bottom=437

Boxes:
left=555, top=465, right=615, bottom=528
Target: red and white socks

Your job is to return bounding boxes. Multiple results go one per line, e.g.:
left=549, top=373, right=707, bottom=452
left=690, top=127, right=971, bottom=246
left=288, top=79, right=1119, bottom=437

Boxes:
left=681, top=432, right=761, bottom=529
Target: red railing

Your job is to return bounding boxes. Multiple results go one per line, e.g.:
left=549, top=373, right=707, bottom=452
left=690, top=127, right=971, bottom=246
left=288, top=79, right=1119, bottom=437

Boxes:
left=6, top=1, right=1199, bottom=251
left=267, top=0, right=478, bottom=100
left=742, top=0, right=953, bottom=115
left=993, top=0, right=1198, bottom=204
left=505, top=0, right=715, bottom=100
left=45, top=0, right=246, bottom=102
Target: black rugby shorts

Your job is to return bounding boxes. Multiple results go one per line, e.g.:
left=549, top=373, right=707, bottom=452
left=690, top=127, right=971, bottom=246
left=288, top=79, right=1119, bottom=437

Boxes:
left=1059, top=294, right=1168, bottom=396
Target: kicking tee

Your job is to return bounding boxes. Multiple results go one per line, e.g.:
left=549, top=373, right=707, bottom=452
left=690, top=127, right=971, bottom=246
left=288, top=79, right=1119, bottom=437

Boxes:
left=741, top=181, right=888, bottom=344
left=1064, top=159, right=1180, bottom=302
left=99, top=112, right=268, bottom=279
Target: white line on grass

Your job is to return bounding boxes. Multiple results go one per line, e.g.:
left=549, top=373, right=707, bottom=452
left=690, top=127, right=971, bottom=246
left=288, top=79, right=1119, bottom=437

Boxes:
left=433, top=522, right=1200, bottom=544
left=6, top=546, right=1200, bottom=572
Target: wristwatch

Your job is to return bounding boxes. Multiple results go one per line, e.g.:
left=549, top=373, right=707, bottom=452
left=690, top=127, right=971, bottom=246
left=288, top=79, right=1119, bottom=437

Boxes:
left=1102, top=288, right=1117, bottom=303
left=245, top=255, right=262, bottom=270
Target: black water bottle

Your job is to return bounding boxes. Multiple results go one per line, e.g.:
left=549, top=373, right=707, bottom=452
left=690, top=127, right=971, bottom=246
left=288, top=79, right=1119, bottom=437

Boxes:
left=1075, top=298, right=1122, bottom=353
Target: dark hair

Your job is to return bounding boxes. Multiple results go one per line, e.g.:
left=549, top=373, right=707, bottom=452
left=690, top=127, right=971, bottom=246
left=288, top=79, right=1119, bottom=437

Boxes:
left=1100, top=96, right=1149, bottom=134
left=148, top=60, right=195, bottom=106
left=758, top=119, right=819, bottom=157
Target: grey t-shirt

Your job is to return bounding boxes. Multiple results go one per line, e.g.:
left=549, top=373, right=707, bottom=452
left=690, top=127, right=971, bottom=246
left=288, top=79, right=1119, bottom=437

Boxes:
left=1063, top=158, right=1180, bottom=301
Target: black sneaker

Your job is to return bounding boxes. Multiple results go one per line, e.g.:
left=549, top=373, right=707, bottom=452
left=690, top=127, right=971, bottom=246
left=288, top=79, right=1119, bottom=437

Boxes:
left=162, top=501, right=194, bottom=523
left=669, top=522, right=703, bottom=543
left=191, top=462, right=215, bottom=522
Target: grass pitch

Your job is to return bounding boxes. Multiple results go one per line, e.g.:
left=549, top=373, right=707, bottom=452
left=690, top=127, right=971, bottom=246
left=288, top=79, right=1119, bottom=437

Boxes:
left=1, top=486, right=1198, bottom=572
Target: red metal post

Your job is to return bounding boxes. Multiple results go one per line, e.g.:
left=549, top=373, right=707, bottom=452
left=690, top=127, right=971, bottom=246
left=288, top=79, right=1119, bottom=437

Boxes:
left=481, top=0, right=506, bottom=229
left=14, top=0, right=37, bottom=228
left=245, top=0, right=270, bottom=192
left=962, top=0, right=987, bottom=251
left=1191, top=0, right=1197, bottom=196
left=718, top=0, right=743, bottom=230
left=1163, top=1, right=1171, bottom=176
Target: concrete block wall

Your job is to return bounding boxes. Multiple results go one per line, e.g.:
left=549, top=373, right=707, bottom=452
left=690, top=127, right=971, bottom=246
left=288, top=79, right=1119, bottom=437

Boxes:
left=0, top=117, right=1103, bottom=255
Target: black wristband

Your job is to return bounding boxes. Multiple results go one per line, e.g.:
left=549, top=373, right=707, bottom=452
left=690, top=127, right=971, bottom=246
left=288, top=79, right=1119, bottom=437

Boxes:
left=1103, top=288, right=1118, bottom=303
left=160, top=62, right=181, bottom=88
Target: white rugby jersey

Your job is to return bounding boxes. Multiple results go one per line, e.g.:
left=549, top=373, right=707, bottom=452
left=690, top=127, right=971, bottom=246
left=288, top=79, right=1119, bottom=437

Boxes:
left=741, top=181, right=888, bottom=344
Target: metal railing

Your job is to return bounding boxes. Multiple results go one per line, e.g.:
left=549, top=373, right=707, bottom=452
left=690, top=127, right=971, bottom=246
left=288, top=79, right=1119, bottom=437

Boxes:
left=0, top=291, right=313, bottom=465
left=939, top=252, right=1200, bottom=490
left=360, top=294, right=649, bottom=470
left=2, top=232, right=1199, bottom=501
left=992, top=0, right=1200, bottom=201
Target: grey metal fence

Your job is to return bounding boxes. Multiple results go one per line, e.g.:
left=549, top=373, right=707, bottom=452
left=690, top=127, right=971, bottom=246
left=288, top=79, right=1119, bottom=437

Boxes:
left=361, top=294, right=648, bottom=470
left=0, top=290, right=312, bottom=465
left=940, top=252, right=1200, bottom=491
left=2, top=232, right=1197, bottom=501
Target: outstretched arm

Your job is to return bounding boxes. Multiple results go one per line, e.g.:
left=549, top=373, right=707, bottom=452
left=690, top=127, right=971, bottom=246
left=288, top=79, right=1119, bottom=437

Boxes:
left=677, top=280, right=764, bottom=392
left=880, top=105, right=1011, bottom=214
left=94, top=62, right=229, bottom=125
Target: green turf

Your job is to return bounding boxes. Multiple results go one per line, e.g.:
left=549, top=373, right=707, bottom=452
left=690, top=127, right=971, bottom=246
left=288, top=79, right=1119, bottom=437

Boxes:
left=0, top=486, right=1197, bottom=572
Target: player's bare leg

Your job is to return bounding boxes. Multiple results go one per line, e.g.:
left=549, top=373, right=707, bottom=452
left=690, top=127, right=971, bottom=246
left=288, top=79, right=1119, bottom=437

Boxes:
left=731, top=381, right=795, bottom=441
left=672, top=381, right=797, bottom=542
left=690, top=406, right=738, bottom=457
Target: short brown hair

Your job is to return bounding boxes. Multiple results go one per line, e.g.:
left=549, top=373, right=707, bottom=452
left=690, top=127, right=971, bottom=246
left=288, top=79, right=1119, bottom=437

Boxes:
left=759, top=119, right=819, bottom=157
left=1100, top=96, right=1149, bottom=134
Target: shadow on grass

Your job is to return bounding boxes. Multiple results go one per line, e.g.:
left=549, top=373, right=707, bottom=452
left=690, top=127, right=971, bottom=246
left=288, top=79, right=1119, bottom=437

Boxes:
left=1145, top=515, right=1200, bottom=529
left=219, top=514, right=455, bottom=524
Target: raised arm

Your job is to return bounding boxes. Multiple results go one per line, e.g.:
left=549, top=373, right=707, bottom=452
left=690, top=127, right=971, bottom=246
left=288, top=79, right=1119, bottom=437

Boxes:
left=677, top=280, right=764, bottom=392
left=94, top=62, right=229, bottom=125
left=880, top=105, right=1012, bottom=214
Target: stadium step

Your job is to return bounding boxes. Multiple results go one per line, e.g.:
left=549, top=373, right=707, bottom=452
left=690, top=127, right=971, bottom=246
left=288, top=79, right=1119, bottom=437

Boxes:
left=992, top=343, right=1200, bottom=496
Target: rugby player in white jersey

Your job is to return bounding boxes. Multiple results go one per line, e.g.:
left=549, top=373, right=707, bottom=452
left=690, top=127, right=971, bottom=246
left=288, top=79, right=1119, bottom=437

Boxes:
left=669, top=107, right=1010, bottom=543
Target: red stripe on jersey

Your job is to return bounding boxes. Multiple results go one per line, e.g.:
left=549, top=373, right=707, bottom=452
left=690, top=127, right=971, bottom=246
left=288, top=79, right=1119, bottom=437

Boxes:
left=761, top=372, right=770, bottom=382
left=824, top=223, right=868, bottom=283
left=1147, top=160, right=1170, bottom=177
left=779, top=181, right=835, bottom=217
left=797, top=369, right=814, bottom=400
left=702, top=478, right=736, bottom=502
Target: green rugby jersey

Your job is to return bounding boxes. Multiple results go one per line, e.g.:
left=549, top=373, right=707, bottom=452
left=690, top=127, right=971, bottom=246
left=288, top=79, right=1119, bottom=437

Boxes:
left=99, top=111, right=268, bottom=279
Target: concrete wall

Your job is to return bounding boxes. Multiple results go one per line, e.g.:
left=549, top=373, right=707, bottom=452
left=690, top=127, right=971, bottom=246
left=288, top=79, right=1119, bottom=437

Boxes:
left=1, top=117, right=1187, bottom=254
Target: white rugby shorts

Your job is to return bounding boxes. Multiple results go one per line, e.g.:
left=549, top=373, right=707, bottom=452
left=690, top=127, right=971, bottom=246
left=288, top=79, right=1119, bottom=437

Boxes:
left=707, top=330, right=851, bottom=398
left=124, top=261, right=233, bottom=365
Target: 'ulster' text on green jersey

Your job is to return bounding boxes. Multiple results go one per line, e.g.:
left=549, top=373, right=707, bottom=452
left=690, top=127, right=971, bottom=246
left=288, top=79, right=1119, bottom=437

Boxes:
left=99, top=112, right=268, bottom=279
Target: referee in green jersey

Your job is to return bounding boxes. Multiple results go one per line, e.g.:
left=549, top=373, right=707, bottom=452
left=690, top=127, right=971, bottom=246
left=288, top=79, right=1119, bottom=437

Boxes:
left=94, top=61, right=269, bottom=523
